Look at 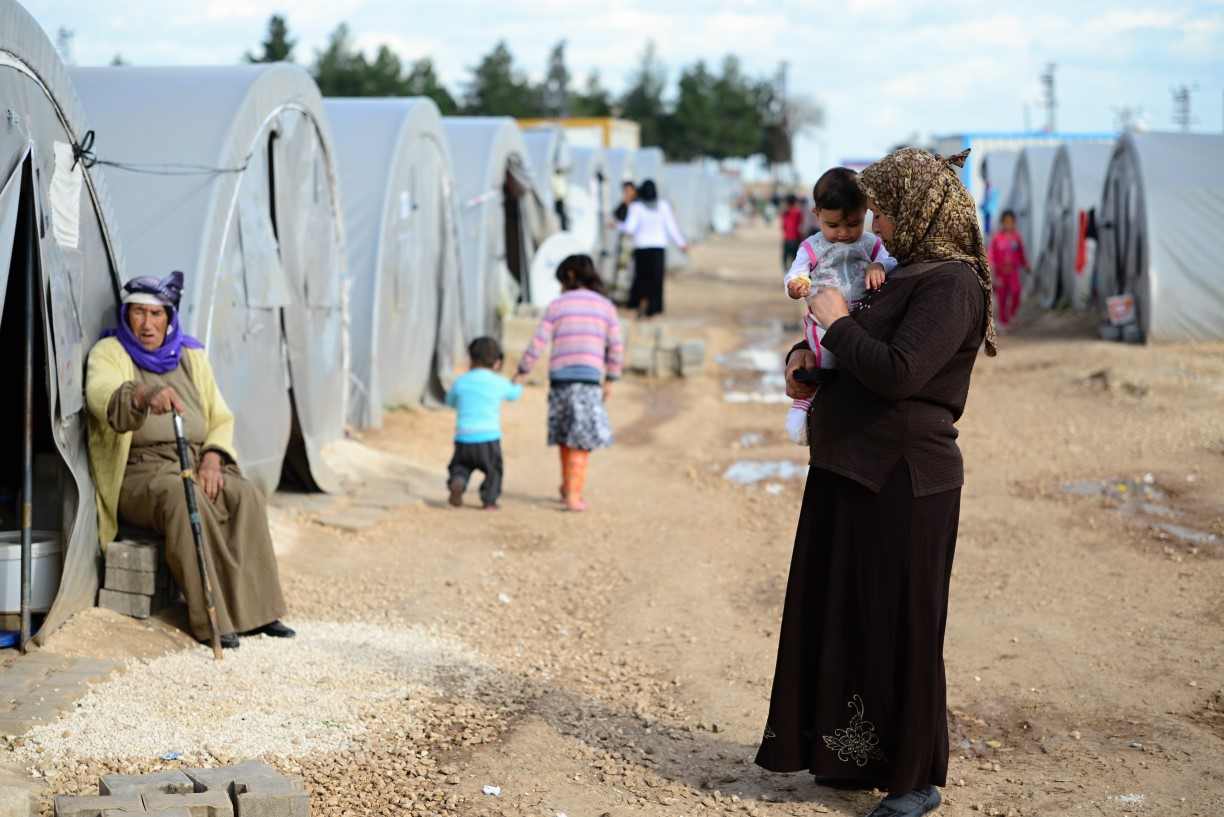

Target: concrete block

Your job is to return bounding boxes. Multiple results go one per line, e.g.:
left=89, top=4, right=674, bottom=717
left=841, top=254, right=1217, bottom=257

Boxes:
left=98, top=588, right=152, bottom=619
left=0, top=785, right=36, bottom=817
left=101, top=771, right=194, bottom=797
left=117, top=810, right=188, bottom=817
left=54, top=794, right=143, bottom=817
left=234, top=785, right=309, bottom=817
left=678, top=338, right=705, bottom=364
left=652, top=348, right=679, bottom=378
left=625, top=345, right=654, bottom=374
left=185, top=762, right=304, bottom=796
left=104, top=567, right=157, bottom=596
left=105, top=540, right=159, bottom=573
left=143, top=791, right=233, bottom=817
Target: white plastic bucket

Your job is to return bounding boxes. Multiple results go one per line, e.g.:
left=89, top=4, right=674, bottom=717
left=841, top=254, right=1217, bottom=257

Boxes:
left=0, top=530, right=62, bottom=613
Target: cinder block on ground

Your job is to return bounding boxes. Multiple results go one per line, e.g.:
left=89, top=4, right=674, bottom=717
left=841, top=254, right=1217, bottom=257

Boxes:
left=105, top=540, right=159, bottom=572
left=118, top=810, right=189, bottom=817
left=143, top=791, right=233, bottom=817
left=234, top=784, right=309, bottom=817
left=54, top=793, right=143, bottom=817
left=101, top=770, right=194, bottom=797
left=0, top=784, right=36, bottom=817
left=97, top=589, right=152, bottom=619
left=103, top=566, right=158, bottom=596
left=678, top=338, right=706, bottom=376
left=652, top=348, right=680, bottom=378
left=185, top=761, right=304, bottom=796
left=625, top=345, right=654, bottom=374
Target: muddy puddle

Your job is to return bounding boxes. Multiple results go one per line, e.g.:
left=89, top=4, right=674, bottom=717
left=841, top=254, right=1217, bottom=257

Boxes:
left=718, top=320, right=795, bottom=405
left=1057, top=474, right=1220, bottom=551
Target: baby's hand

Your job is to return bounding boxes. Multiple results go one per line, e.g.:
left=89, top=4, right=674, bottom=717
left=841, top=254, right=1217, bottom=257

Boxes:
left=865, top=264, right=886, bottom=290
left=787, top=277, right=811, bottom=299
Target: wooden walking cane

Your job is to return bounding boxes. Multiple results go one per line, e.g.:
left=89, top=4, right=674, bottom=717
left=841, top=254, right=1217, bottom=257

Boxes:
left=173, top=412, right=223, bottom=660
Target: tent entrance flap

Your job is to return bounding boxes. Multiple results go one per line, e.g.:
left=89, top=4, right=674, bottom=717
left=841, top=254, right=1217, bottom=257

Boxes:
left=504, top=167, right=528, bottom=303
left=0, top=160, right=69, bottom=636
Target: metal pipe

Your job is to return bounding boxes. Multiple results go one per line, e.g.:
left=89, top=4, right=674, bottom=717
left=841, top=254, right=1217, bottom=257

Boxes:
left=19, top=198, right=34, bottom=652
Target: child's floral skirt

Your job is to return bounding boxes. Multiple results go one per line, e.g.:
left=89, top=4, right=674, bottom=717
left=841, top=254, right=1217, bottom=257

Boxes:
left=547, top=382, right=613, bottom=451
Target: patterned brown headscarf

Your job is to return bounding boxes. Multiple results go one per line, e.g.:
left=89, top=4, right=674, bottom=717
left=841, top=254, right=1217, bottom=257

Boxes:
left=857, top=147, right=997, bottom=357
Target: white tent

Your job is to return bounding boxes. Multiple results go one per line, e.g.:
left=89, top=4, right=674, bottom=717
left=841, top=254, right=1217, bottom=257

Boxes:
left=1, top=0, right=123, bottom=642
left=566, top=145, right=609, bottom=258
left=443, top=117, right=556, bottom=337
left=978, top=151, right=1017, bottom=236
left=1096, top=131, right=1224, bottom=342
left=71, top=64, right=348, bottom=496
left=1032, top=142, right=1114, bottom=311
left=325, top=98, right=465, bottom=428
left=522, top=124, right=571, bottom=230
left=634, top=147, right=665, bottom=191
left=1005, top=146, right=1058, bottom=295
left=662, top=163, right=709, bottom=245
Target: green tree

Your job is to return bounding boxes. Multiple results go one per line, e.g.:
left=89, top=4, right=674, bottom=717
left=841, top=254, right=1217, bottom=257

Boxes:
left=538, top=40, right=570, bottom=117
left=406, top=58, right=458, bottom=114
left=245, top=14, right=295, bottom=63
left=665, top=60, right=717, bottom=160
left=110, top=53, right=127, bottom=66
left=618, top=40, right=668, bottom=147
left=366, top=45, right=409, bottom=96
left=571, top=71, right=612, bottom=117
left=709, top=56, right=762, bottom=160
left=462, top=41, right=535, bottom=115
left=312, top=24, right=369, bottom=96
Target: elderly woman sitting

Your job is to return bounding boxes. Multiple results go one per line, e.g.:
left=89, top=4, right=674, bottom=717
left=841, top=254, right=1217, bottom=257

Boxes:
left=86, top=271, right=293, bottom=649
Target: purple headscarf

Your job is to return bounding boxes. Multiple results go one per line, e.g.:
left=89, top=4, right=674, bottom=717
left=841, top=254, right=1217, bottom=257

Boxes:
left=101, top=271, right=204, bottom=374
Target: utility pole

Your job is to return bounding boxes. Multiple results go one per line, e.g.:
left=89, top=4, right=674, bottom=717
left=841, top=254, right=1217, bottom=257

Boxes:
left=55, top=27, right=74, bottom=66
left=1170, top=84, right=1195, bottom=132
left=1040, top=63, right=1057, bottom=132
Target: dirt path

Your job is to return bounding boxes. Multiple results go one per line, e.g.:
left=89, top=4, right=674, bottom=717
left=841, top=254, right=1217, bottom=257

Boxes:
left=9, top=224, right=1223, bottom=817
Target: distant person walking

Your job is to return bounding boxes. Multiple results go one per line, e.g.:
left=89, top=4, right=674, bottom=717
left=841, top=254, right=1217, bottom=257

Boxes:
left=616, top=179, right=688, bottom=318
left=445, top=337, right=523, bottom=510
left=987, top=209, right=1028, bottom=330
left=514, top=255, right=623, bottom=511
left=780, top=193, right=803, bottom=270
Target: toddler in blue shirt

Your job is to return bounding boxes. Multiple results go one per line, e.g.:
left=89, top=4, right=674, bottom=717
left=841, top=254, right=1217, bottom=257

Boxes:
left=444, top=337, right=523, bottom=509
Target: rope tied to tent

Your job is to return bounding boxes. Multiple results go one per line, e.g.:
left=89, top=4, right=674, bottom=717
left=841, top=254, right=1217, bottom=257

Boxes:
left=71, top=130, right=251, bottom=176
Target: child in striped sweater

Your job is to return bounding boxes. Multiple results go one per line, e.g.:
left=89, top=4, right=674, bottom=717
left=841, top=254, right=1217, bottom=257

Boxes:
left=514, top=255, right=624, bottom=511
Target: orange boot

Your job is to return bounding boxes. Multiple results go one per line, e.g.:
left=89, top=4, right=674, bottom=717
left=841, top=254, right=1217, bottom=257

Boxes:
left=563, top=448, right=590, bottom=511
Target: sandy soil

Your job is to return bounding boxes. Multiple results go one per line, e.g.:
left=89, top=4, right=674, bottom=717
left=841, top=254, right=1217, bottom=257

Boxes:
left=8, top=224, right=1223, bottom=816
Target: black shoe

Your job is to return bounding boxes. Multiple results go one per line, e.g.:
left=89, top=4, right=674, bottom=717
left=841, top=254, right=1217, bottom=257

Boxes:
left=242, top=619, right=296, bottom=638
left=865, top=786, right=941, bottom=817
left=448, top=478, right=465, bottom=507
left=218, top=633, right=240, bottom=649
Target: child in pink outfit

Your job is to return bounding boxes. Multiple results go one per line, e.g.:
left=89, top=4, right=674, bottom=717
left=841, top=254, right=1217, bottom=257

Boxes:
left=987, top=210, right=1028, bottom=329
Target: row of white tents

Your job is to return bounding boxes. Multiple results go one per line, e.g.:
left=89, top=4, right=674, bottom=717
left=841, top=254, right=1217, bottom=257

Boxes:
left=0, top=0, right=739, bottom=644
left=982, top=132, right=1224, bottom=343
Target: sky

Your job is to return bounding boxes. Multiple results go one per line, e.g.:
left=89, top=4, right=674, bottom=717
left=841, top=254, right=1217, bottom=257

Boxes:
left=23, top=0, right=1224, bottom=183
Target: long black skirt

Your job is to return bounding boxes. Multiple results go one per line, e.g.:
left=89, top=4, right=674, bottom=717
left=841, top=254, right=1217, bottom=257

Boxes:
left=755, top=459, right=960, bottom=794
left=629, top=247, right=666, bottom=316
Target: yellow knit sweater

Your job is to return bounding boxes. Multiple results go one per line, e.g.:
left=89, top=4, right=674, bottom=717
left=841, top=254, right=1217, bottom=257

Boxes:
left=85, top=337, right=237, bottom=552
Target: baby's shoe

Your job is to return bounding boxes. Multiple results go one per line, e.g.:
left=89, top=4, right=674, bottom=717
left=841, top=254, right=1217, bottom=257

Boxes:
left=785, top=403, right=810, bottom=446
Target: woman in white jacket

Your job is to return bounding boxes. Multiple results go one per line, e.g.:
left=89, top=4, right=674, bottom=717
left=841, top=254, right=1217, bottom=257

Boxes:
left=617, top=179, right=688, bottom=317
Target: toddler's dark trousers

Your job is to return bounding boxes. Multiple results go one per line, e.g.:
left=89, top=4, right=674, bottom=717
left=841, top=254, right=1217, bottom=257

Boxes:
left=448, top=440, right=504, bottom=506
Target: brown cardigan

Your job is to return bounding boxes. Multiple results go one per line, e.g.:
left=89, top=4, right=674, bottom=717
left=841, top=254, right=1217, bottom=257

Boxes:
left=796, top=260, right=986, bottom=496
